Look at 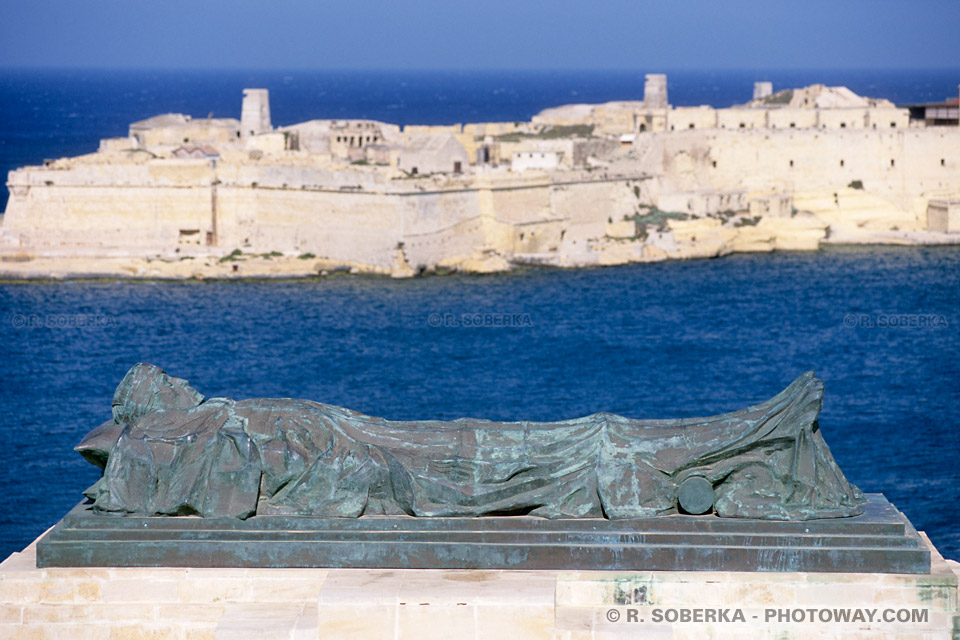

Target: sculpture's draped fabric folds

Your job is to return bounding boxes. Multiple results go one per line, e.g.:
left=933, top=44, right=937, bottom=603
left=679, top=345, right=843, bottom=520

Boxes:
left=78, top=364, right=865, bottom=521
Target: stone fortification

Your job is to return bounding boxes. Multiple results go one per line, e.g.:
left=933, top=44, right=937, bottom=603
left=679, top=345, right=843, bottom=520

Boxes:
left=2, top=80, right=959, bottom=279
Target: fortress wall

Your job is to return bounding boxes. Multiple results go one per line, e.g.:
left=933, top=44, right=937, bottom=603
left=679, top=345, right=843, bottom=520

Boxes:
left=816, top=108, right=868, bottom=129
left=136, top=122, right=239, bottom=147
left=235, top=164, right=387, bottom=191
left=4, top=156, right=645, bottom=268
left=10, top=162, right=210, bottom=188
left=641, top=129, right=960, bottom=209
left=485, top=183, right=553, bottom=224
left=668, top=107, right=717, bottom=131
left=462, top=122, right=523, bottom=137
left=549, top=179, right=637, bottom=245
left=2, top=183, right=213, bottom=251
left=650, top=134, right=714, bottom=193
left=867, top=108, right=910, bottom=129
left=715, top=109, right=768, bottom=130
left=591, top=107, right=640, bottom=136
left=766, top=109, right=819, bottom=130
left=399, top=191, right=485, bottom=268
left=216, top=187, right=404, bottom=269
left=403, top=125, right=463, bottom=135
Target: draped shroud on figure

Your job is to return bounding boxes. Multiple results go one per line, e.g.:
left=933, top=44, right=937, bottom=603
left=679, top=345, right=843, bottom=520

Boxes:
left=77, top=364, right=865, bottom=521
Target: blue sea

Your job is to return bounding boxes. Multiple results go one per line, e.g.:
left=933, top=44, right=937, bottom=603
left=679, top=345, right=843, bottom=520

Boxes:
left=0, top=69, right=958, bottom=562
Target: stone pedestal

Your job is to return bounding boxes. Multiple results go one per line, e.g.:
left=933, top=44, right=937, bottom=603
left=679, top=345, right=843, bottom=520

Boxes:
left=1, top=532, right=957, bottom=639
left=37, top=495, right=929, bottom=575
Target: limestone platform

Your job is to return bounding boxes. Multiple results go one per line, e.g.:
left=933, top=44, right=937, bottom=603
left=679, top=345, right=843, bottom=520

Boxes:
left=36, top=494, right=929, bottom=574
left=2, top=530, right=958, bottom=639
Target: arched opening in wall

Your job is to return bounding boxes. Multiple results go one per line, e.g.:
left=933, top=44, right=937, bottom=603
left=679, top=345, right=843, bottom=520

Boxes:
left=453, top=161, right=462, bottom=173
left=942, top=159, right=946, bottom=166
left=670, top=125, right=675, bottom=130
left=840, top=160, right=845, bottom=167
left=738, top=123, right=745, bottom=128
left=790, top=123, right=796, bottom=128
left=711, top=160, right=717, bottom=168
left=890, top=159, right=895, bottom=167
left=519, top=233, right=525, bottom=241
left=840, top=123, right=846, bottom=128
left=789, top=160, right=794, bottom=168
left=639, top=124, right=646, bottom=132
left=890, top=122, right=897, bottom=128
left=689, top=123, right=695, bottom=129
left=411, top=167, right=418, bottom=175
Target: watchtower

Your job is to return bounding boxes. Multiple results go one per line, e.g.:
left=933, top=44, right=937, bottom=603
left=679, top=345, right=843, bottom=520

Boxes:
left=753, top=82, right=773, bottom=101
left=644, top=74, right=668, bottom=109
left=241, top=89, right=271, bottom=137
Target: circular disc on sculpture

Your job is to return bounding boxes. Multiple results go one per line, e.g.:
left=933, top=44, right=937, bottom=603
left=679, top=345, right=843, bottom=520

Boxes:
left=677, top=476, right=714, bottom=515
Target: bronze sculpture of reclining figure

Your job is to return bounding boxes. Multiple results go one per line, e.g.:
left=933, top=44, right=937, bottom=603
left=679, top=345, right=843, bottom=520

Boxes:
left=76, top=364, right=865, bottom=521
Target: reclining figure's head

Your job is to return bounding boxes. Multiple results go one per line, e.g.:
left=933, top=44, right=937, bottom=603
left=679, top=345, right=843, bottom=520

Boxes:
left=76, top=363, right=205, bottom=470
left=112, top=363, right=205, bottom=425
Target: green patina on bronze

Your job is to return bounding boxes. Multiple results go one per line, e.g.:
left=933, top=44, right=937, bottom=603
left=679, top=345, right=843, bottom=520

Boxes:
left=75, top=364, right=865, bottom=522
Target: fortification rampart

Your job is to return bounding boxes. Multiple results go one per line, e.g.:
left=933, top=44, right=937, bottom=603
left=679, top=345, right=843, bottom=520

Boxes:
left=636, top=128, right=960, bottom=212
left=3, top=159, right=645, bottom=272
left=2, top=80, right=958, bottom=278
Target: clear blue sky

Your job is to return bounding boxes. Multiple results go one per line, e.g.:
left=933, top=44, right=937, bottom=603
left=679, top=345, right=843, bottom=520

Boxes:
left=1, top=0, right=959, bottom=71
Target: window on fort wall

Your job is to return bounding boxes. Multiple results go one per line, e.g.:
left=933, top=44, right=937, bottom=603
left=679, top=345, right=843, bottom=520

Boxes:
left=840, top=160, right=845, bottom=167
left=789, top=160, right=794, bottom=167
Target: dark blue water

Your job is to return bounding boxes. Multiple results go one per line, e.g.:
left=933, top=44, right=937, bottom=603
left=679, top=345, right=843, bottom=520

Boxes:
left=1, top=247, right=958, bottom=560
left=0, top=69, right=958, bottom=561
left=2, top=68, right=958, bottom=211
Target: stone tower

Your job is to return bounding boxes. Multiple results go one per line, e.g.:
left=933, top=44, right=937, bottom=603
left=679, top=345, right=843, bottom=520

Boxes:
left=241, top=89, right=271, bottom=137
left=644, top=74, right=668, bottom=109
left=753, top=82, right=773, bottom=101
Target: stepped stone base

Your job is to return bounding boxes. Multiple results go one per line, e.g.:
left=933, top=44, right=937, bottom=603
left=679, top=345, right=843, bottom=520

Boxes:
left=37, top=495, right=929, bottom=574
left=2, top=531, right=958, bottom=639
